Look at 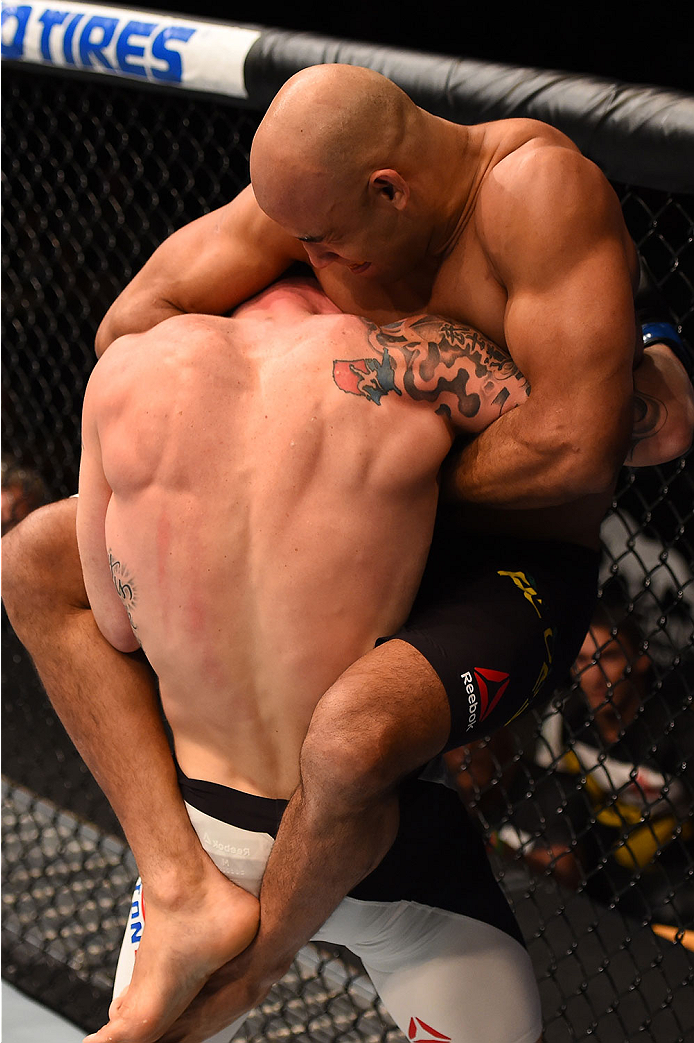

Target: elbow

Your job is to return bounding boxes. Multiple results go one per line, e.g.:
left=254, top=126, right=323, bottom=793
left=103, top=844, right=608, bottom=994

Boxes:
left=670, top=380, right=694, bottom=458
left=93, top=613, right=141, bottom=654
left=112, top=631, right=141, bottom=655
left=94, top=315, right=115, bottom=358
left=539, top=436, right=624, bottom=500
left=105, top=624, right=140, bottom=655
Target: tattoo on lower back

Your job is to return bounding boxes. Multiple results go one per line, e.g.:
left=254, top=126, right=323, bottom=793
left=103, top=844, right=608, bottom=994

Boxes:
left=331, top=315, right=529, bottom=423
left=108, top=549, right=140, bottom=641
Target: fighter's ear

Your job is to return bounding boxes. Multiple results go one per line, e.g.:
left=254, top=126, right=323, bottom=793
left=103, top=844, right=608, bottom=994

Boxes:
left=369, top=169, right=409, bottom=210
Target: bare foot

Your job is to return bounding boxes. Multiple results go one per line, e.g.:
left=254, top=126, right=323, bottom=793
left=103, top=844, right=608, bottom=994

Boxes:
left=84, top=867, right=259, bottom=1043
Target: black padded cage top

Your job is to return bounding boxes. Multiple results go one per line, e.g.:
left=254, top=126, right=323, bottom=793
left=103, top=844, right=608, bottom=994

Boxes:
left=2, top=5, right=693, bottom=1042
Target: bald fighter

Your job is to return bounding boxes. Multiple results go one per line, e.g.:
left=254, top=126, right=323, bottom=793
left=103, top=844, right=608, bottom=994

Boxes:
left=78, top=277, right=542, bottom=1043
left=3, top=64, right=693, bottom=1043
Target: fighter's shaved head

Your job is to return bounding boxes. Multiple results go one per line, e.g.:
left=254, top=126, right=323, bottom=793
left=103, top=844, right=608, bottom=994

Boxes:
left=250, top=65, right=420, bottom=223
left=249, top=64, right=469, bottom=279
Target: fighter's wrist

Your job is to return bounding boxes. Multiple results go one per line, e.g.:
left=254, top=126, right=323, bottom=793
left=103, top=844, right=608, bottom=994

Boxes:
left=243, top=934, right=296, bottom=989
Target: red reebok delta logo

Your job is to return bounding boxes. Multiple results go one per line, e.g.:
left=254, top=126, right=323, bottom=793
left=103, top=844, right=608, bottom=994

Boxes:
left=408, top=1016, right=452, bottom=1041
left=473, top=667, right=510, bottom=721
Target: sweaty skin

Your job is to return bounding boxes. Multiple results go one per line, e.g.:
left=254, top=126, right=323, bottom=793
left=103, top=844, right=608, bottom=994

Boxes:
left=80, top=280, right=528, bottom=797
left=98, top=70, right=692, bottom=534
left=78, top=279, right=529, bottom=1041
left=6, top=65, right=691, bottom=1043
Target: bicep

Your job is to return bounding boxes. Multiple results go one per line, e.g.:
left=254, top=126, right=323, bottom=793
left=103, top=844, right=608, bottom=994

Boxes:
left=497, top=158, right=637, bottom=453
left=76, top=383, right=139, bottom=652
left=505, top=246, right=636, bottom=405
left=367, top=316, right=529, bottom=431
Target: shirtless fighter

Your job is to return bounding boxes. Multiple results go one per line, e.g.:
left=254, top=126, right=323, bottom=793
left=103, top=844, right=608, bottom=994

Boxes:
left=3, top=64, right=693, bottom=1043
left=78, top=277, right=542, bottom=1043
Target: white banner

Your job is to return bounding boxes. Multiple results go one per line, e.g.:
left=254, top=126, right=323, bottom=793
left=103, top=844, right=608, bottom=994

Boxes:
left=1, top=1, right=260, bottom=98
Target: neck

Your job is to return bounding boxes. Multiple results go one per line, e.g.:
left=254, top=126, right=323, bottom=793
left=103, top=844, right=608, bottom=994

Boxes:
left=419, top=117, right=482, bottom=257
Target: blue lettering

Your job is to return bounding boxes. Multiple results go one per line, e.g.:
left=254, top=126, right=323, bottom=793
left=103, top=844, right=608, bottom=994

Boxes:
left=79, top=15, right=118, bottom=70
left=38, top=10, right=69, bottom=62
left=115, top=19, right=155, bottom=78
left=130, top=918, right=143, bottom=945
left=150, top=26, right=195, bottom=83
left=1, top=5, right=32, bottom=60
left=62, top=12, right=84, bottom=66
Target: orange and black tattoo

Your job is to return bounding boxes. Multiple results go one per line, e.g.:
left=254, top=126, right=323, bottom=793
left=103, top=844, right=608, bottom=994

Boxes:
left=332, top=315, right=529, bottom=429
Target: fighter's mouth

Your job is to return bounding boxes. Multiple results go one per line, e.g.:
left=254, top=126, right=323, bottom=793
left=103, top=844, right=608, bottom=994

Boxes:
left=348, top=262, right=371, bottom=274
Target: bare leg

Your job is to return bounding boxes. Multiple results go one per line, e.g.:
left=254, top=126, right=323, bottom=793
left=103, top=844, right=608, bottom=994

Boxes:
left=2, top=500, right=259, bottom=1041
left=156, top=640, right=452, bottom=1041
left=254, top=640, right=451, bottom=972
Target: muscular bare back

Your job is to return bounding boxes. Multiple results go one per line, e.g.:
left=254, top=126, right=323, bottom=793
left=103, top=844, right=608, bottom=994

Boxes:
left=100, top=104, right=642, bottom=536
left=78, top=279, right=528, bottom=798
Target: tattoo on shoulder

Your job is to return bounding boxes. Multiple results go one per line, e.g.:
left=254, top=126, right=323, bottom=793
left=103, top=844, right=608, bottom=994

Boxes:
left=331, top=315, right=529, bottom=423
left=108, top=549, right=141, bottom=644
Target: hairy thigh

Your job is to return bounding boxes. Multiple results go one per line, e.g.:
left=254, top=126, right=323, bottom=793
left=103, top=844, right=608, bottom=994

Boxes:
left=303, top=639, right=451, bottom=787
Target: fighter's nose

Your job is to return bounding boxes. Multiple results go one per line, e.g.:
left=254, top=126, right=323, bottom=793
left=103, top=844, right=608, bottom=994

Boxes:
left=303, top=243, right=339, bottom=269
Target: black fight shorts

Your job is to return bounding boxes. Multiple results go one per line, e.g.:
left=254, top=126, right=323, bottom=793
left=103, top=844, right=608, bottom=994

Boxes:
left=378, top=520, right=599, bottom=750
left=178, top=766, right=525, bottom=948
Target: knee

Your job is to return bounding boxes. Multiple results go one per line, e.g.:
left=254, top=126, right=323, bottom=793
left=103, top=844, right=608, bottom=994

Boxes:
left=300, top=699, right=443, bottom=808
left=300, top=711, right=397, bottom=805
left=2, top=498, right=85, bottom=625
left=298, top=721, right=392, bottom=809
left=298, top=644, right=450, bottom=806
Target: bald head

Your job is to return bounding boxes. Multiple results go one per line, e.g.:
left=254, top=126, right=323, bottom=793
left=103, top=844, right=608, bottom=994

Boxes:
left=251, top=65, right=420, bottom=221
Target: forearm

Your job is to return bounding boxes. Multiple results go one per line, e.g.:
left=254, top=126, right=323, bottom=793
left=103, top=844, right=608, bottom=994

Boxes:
left=243, top=783, right=400, bottom=991
left=95, top=208, right=238, bottom=356
left=95, top=288, right=185, bottom=357
left=95, top=189, right=299, bottom=356
left=442, top=398, right=628, bottom=509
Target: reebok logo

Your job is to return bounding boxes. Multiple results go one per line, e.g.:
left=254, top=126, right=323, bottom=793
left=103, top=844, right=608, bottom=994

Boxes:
left=408, top=1016, right=452, bottom=1041
left=463, top=667, right=510, bottom=732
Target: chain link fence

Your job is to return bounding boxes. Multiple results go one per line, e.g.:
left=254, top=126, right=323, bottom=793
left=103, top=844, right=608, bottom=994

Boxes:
left=2, top=62, right=693, bottom=1042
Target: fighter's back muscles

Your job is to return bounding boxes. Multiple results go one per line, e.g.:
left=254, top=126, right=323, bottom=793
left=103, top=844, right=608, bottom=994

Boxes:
left=95, top=186, right=304, bottom=355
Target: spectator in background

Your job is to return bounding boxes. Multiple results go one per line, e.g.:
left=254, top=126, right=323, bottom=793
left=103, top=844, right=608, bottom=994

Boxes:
left=1, top=455, right=47, bottom=535
left=445, top=598, right=694, bottom=934
left=444, top=726, right=586, bottom=891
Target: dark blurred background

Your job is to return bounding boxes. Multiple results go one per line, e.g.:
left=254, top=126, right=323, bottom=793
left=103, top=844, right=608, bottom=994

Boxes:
left=135, top=0, right=691, bottom=94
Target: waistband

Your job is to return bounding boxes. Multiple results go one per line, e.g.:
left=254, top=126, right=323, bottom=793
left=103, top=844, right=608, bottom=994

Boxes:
left=426, top=524, right=600, bottom=574
left=176, top=763, right=288, bottom=838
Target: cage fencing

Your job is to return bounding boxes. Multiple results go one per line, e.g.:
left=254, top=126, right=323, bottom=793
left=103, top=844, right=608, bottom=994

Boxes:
left=2, top=15, right=694, bottom=1043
